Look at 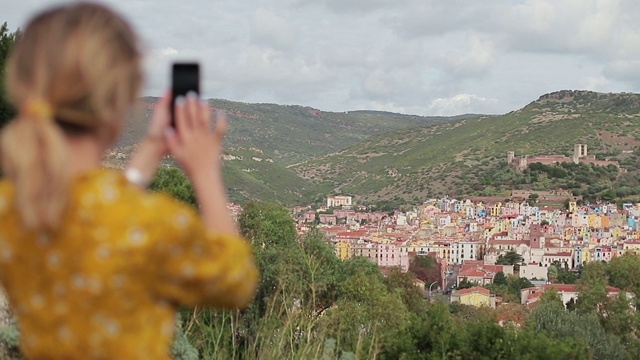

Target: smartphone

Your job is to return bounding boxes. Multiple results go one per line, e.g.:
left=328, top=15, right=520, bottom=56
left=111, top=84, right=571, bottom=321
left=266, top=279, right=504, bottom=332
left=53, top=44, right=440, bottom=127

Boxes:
left=171, top=62, right=200, bottom=127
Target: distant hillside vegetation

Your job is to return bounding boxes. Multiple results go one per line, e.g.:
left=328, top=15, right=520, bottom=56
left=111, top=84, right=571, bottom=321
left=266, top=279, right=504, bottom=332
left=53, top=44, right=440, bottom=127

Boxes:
left=110, top=90, right=640, bottom=205
left=293, top=90, right=640, bottom=205
left=108, top=98, right=471, bottom=204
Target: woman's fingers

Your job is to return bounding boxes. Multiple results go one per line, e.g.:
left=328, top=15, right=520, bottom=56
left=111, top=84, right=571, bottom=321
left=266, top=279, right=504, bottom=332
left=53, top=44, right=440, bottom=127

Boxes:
left=174, top=95, right=188, bottom=133
left=148, top=91, right=171, bottom=140
left=184, top=92, right=200, bottom=131
left=199, top=102, right=211, bottom=130
left=164, top=126, right=180, bottom=154
left=213, top=112, right=228, bottom=139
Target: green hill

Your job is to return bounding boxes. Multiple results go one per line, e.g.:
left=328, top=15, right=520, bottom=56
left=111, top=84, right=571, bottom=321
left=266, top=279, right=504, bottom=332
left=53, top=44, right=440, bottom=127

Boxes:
left=292, top=90, right=640, bottom=204
left=110, top=98, right=470, bottom=204
left=111, top=90, right=640, bottom=205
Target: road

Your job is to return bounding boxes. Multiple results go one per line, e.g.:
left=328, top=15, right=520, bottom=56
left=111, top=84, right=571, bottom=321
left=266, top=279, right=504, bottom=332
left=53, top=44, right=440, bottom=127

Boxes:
left=444, top=264, right=461, bottom=300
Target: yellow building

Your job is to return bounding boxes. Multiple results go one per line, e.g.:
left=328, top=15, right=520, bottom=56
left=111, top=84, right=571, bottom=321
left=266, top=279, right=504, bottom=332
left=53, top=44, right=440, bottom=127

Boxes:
left=451, top=287, right=496, bottom=308
left=623, top=242, right=640, bottom=255
left=495, top=219, right=511, bottom=233
left=568, top=201, right=578, bottom=213
left=581, top=247, right=592, bottom=263
left=563, top=227, right=574, bottom=242
left=490, top=203, right=503, bottom=217
left=334, top=241, right=352, bottom=260
left=406, top=243, right=430, bottom=254
left=612, top=228, right=625, bottom=241
left=428, top=243, right=451, bottom=262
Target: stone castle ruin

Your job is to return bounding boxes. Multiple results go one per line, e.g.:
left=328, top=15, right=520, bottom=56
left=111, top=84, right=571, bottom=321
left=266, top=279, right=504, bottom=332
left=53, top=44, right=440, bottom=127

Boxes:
left=507, top=144, right=620, bottom=172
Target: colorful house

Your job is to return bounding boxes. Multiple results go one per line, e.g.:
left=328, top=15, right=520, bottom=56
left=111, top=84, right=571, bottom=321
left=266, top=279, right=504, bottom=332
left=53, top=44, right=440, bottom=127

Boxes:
left=451, top=287, right=496, bottom=308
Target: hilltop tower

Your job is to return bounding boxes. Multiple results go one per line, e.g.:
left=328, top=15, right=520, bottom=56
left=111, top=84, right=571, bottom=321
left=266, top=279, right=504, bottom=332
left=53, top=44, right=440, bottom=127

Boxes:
left=573, top=144, right=587, bottom=163
left=518, top=156, right=527, bottom=171
left=507, top=151, right=515, bottom=164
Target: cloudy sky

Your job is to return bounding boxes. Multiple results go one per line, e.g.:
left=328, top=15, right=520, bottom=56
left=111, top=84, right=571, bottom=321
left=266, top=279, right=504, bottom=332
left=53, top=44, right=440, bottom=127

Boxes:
left=3, top=0, right=640, bottom=116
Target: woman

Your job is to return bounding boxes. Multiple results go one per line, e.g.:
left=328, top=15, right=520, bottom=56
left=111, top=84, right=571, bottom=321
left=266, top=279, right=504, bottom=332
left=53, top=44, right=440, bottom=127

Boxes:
left=0, top=3, right=258, bottom=359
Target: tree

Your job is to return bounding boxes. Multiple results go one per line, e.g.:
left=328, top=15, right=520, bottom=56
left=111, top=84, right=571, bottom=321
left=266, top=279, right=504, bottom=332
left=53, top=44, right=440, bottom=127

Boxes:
left=0, top=22, right=20, bottom=127
left=496, top=251, right=524, bottom=266
left=552, top=260, right=578, bottom=284
left=507, top=276, right=532, bottom=301
left=601, top=292, right=634, bottom=344
left=493, top=271, right=508, bottom=286
left=607, top=253, right=640, bottom=297
left=150, top=166, right=196, bottom=206
left=539, top=287, right=563, bottom=307
left=496, top=251, right=523, bottom=272
left=527, top=301, right=627, bottom=359
left=458, top=277, right=477, bottom=290
left=238, top=201, right=297, bottom=249
left=323, top=271, right=411, bottom=357
left=576, top=261, right=608, bottom=315
left=408, top=255, right=440, bottom=285
left=383, top=268, right=426, bottom=314
left=547, top=265, right=559, bottom=283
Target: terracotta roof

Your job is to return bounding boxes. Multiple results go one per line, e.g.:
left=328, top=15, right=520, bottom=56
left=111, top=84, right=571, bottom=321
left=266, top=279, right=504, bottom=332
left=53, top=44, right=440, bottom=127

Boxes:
left=483, top=265, right=504, bottom=273
left=543, top=252, right=572, bottom=257
left=336, top=231, right=367, bottom=237
left=322, top=226, right=346, bottom=231
left=462, top=260, right=484, bottom=266
left=488, top=239, right=528, bottom=245
left=460, top=270, right=486, bottom=277
left=457, top=286, right=491, bottom=295
left=522, top=284, right=622, bottom=294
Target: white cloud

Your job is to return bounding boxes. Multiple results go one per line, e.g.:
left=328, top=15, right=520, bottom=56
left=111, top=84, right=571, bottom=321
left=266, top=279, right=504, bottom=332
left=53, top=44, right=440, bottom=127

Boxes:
left=429, top=94, right=498, bottom=116
left=445, top=35, right=496, bottom=78
left=250, top=8, right=296, bottom=51
left=4, top=0, right=640, bottom=115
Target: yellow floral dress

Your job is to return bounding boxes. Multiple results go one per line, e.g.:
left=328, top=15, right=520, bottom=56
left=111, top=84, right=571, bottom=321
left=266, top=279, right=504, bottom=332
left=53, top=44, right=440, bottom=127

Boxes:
left=0, top=169, right=258, bottom=359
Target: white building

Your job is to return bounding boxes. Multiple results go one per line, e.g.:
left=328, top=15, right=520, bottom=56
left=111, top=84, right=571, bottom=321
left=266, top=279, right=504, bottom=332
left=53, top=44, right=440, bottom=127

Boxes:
left=327, top=195, right=352, bottom=208
left=519, top=263, right=548, bottom=281
left=451, top=241, right=478, bottom=264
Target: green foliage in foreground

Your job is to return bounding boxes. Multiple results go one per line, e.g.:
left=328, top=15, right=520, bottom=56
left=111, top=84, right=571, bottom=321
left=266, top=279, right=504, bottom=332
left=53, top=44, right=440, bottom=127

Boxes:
left=150, top=166, right=197, bottom=207
left=0, top=22, right=20, bottom=128
left=179, top=201, right=596, bottom=359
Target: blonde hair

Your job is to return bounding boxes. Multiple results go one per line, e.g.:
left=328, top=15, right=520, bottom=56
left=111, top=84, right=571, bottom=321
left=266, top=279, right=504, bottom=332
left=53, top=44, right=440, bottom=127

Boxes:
left=1, top=2, right=142, bottom=231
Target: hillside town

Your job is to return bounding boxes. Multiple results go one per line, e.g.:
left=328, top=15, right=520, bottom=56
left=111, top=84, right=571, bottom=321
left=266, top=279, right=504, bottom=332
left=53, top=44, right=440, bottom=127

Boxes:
left=273, top=193, right=640, bottom=309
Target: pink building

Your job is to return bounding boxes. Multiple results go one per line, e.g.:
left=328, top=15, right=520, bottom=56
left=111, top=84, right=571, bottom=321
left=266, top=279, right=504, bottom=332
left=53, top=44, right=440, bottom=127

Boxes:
left=377, top=243, right=409, bottom=272
left=593, top=246, right=613, bottom=262
left=299, top=211, right=316, bottom=223
left=319, top=214, right=337, bottom=225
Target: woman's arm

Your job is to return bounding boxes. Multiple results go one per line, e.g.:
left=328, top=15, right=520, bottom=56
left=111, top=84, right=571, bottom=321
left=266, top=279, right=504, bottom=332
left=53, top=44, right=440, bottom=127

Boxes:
left=165, top=93, right=239, bottom=236
left=125, top=94, right=170, bottom=187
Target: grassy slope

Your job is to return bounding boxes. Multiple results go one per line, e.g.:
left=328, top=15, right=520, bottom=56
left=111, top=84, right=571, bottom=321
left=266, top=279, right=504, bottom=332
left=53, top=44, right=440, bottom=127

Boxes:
left=293, top=90, right=640, bottom=203
left=111, top=97, right=470, bottom=205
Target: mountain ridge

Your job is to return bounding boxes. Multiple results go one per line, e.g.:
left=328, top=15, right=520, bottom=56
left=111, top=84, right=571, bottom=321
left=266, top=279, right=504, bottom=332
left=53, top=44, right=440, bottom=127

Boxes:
left=109, top=90, right=640, bottom=206
left=109, top=97, right=475, bottom=204
left=291, top=90, right=640, bottom=205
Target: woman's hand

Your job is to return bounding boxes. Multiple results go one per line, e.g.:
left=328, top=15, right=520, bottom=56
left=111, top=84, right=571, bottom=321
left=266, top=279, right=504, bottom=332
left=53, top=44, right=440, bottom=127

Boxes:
left=165, top=92, right=227, bottom=178
left=144, top=92, right=172, bottom=157
left=126, top=93, right=171, bottom=187
left=165, top=92, right=238, bottom=235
